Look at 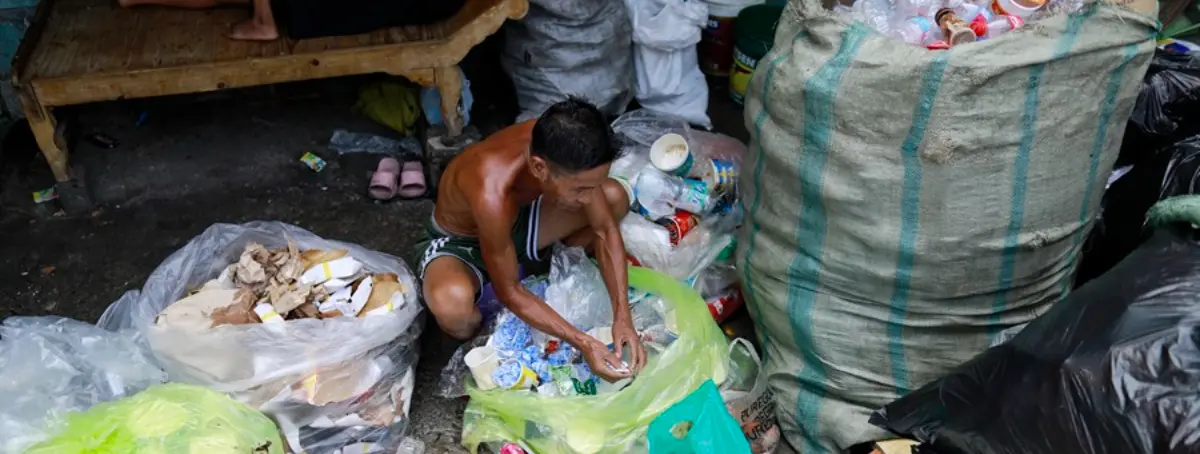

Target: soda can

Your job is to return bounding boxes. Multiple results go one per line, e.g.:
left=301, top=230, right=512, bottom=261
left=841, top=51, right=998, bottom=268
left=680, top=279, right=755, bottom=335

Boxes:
left=656, top=210, right=700, bottom=246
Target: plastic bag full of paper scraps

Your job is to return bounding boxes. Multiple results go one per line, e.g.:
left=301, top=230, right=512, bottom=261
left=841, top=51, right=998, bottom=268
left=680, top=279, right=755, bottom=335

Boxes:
left=0, top=317, right=167, bottom=454
left=96, top=222, right=422, bottom=453
left=25, top=383, right=284, bottom=454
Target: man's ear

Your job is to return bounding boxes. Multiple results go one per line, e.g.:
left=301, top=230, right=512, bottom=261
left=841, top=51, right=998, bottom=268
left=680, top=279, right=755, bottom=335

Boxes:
left=529, top=155, right=550, bottom=180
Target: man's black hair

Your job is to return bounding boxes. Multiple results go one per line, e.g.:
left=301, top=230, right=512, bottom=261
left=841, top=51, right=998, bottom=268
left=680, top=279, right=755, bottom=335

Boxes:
left=531, top=97, right=622, bottom=173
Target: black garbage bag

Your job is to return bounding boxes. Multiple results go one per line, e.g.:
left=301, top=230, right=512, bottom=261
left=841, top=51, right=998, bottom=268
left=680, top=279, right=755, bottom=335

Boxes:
left=1078, top=50, right=1200, bottom=285
left=870, top=219, right=1200, bottom=454
left=1121, top=50, right=1200, bottom=160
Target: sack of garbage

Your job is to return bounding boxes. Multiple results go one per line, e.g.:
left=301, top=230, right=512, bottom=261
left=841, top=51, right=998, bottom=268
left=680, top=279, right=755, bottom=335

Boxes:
left=96, top=222, right=422, bottom=453
left=27, top=383, right=284, bottom=453
left=0, top=317, right=166, bottom=454
left=647, top=380, right=750, bottom=453
left=870, top=207, right=1200, bottom=454
left=460, top=266, right=729, bottom=453
left=503, top=0, right=634, bottom=121
left=720, top=339, right=780, bottom=454
left=626, top=0, right=711, bottom=128
left=738, top=0, right=1157, bottom=451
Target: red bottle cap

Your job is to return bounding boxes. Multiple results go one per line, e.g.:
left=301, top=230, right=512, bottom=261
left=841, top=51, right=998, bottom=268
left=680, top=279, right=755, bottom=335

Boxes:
left=970, top=16, right=989, bottom=37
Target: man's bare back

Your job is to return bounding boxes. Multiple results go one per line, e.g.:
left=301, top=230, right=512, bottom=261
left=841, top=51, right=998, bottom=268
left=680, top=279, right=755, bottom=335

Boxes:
left=414, top=100, right=647, bottom=382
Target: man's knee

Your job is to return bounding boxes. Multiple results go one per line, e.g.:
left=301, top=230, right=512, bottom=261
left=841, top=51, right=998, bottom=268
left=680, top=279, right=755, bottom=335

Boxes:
left=423, top=275, right=481, bottom=340
left=602, top=178, right=631, bottom=221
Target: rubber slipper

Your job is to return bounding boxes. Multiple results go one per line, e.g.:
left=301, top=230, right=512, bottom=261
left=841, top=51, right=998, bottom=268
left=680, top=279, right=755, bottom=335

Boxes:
left=397, top=160, right=428, bottom=200
left=368, top=157, right=401, bottom=200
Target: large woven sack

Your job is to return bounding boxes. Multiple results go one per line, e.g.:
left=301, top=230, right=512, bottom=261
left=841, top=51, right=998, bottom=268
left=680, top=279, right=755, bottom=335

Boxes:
left=736, top=1, right=1158, bottom=452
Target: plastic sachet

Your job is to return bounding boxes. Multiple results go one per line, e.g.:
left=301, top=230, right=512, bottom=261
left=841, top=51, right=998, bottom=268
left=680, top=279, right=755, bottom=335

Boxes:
left=0, top=317, right=167, bottom=454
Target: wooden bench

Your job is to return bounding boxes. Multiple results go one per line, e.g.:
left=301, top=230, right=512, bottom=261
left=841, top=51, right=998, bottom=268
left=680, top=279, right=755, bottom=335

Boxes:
left=12, top=0, right=529, bottom=184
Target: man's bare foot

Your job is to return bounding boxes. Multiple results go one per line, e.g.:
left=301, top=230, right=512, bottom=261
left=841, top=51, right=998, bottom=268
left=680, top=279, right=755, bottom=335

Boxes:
left=227, top=19, right=279, bottom=41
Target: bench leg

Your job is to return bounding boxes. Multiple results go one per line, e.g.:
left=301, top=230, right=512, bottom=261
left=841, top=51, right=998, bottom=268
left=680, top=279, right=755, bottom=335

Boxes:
left=18, top=91, right=70, bottom=182
left=435, top=66, right=463, bottom=138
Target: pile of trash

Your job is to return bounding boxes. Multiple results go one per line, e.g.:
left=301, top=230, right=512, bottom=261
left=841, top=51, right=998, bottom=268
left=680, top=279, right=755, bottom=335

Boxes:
left=836, top=0, right=1086, bottom=48
left=611, top=109, right=746, bottom=324
left=156, top=243, right=405, bottom=331
left=97, top=222, right=423, bottom=454
left=439, top=110, right=775, bottom=453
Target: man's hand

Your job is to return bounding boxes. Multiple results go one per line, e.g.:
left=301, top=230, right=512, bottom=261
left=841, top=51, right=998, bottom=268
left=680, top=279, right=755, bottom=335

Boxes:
left=580, top=337, right=631, bottom=383
left=611, top=316, right=647, bottom=373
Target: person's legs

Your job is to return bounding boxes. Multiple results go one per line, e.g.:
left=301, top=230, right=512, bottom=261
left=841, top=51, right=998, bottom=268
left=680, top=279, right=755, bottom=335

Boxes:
left=423, top=256, right=484, bottom=340
left=535, top=178, right=631, bottom=252
left=228, top=0, right=279, bottom=41
left=119, top=0, right=246, bottom=9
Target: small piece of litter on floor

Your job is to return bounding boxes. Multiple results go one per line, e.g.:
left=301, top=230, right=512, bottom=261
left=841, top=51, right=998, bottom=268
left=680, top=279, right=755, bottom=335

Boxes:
left=41, top=265, right=56, bottom=275
left=300, top=152, right=326, bottom=172
left=32, top=188, right=58, bottom=203
left=87, top=133, right=120, bottom=149
left=53, top=210, right=66, bottom=217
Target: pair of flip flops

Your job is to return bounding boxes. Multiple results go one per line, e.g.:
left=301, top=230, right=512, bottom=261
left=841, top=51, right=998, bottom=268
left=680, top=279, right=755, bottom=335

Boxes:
left=369, top=157, right=427, bottom=200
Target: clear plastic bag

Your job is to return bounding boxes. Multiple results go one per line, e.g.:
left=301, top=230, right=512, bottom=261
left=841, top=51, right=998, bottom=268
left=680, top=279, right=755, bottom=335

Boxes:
left=461, top=266, right=730, bottom=454
left=26, top=383, right=284, bottom=453
left=719, top=339, right=780, bottom=454
left=0, top=317, right=167, bottom=454
left=96, top=222, right=423, bottom=453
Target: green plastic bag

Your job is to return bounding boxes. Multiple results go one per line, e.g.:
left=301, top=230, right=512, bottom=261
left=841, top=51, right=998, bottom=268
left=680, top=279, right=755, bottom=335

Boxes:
left=27, top=383, right=285, bottom=454
left=462, top=267, right=730, bottom=454
left=648, top=380, right=751, bottom=454
left=355, top=81, right=420, bottom=136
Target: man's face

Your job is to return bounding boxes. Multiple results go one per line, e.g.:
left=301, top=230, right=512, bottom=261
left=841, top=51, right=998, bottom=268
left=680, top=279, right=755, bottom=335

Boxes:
left=535, top=160, right=611, bottom=210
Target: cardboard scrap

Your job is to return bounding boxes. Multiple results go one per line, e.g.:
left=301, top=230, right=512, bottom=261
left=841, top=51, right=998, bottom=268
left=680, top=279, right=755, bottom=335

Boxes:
left=872, top=439, right=919, bottom=454
left=301, top=248, right=349, bottom=271
left=359, top=273, right=402, bottom=317
left=209, top=288, right=261, bottom=328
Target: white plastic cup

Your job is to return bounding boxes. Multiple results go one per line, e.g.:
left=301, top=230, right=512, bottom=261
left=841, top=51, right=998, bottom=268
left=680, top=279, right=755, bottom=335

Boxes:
left=650, top=133, right=694, bottom=177
left=465, top=345, right=500, bottom=390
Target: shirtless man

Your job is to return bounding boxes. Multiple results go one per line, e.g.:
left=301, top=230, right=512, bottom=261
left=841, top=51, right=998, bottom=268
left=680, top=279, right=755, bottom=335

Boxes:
left=416, top=98, right=646, bottom=382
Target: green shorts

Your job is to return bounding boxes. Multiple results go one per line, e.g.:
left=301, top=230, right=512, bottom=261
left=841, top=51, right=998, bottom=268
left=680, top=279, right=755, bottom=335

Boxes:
left=415, top=197, right=548, bottom=286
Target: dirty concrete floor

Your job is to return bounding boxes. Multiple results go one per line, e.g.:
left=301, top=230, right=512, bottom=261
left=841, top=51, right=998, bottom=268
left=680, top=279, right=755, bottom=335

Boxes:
left=0, top=76, right=751, bottom=452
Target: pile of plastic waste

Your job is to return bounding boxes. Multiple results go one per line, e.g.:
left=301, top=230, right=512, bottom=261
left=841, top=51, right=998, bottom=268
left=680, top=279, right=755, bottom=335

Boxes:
left=836, top=0, right=1087, bottom=48
left=610, top=109, right=746, bottom=324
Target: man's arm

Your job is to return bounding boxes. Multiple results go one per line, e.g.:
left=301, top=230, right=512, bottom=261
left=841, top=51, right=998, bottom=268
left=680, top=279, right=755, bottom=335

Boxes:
left=584, top=193, right=631, bottom=326
left=471, top=192, right=593, bottom=349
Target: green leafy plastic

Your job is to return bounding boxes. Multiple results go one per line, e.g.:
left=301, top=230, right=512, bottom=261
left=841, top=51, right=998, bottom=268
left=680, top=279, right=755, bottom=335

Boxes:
left=26, top=384, right=284, bottom=454
left=462, top=266, right=730, bottom=453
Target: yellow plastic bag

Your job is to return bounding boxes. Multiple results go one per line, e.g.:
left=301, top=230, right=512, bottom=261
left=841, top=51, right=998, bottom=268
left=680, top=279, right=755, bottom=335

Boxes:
left=462, top=267, right=730, bottom=453
left=355, top=81, right=420, bottom=136
left=26, top=383, right=285, bottom=454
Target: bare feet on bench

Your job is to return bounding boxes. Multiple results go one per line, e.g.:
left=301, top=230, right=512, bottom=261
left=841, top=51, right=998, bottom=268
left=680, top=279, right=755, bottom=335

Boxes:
left=228, top=18, right=279, bottom=41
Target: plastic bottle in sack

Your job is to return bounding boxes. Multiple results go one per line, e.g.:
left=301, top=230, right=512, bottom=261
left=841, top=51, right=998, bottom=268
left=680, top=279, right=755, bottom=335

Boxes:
left=935, top=8, right=978, bottom=46
left=894, top=0, right=941, bottom=19
left=633, top=169, right=681, bottom=220
left=893, top=16, right=937, bottom=46
left=984, top=14, right=1024, bottom=38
